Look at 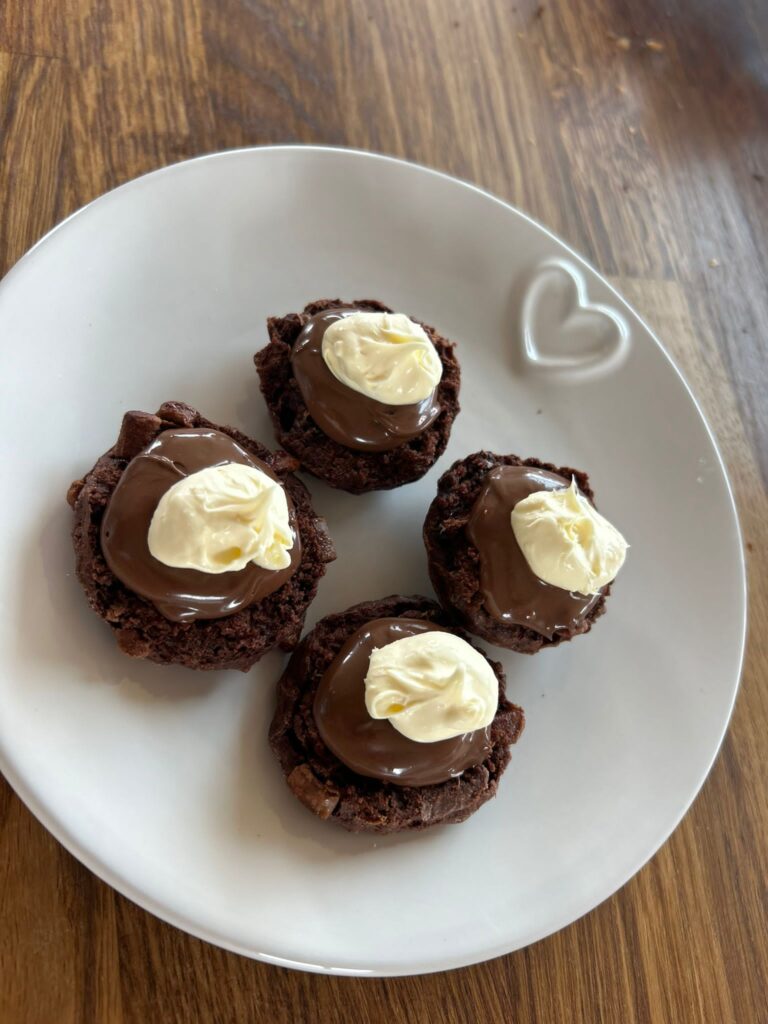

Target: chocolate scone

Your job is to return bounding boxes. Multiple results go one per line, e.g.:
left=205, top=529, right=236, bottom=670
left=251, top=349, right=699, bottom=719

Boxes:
left=254, top=299, right=460, bottom=494
left=68, top=401, right=335, bottom=671
left=424, top=452, right=615, bottom=653
left=269, top=595, right=525, bottom=834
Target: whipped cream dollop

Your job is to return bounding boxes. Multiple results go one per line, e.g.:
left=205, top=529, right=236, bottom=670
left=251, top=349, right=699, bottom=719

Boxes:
left=147, top=463, right=293, bottom=574
left=364, top=631, right=498, bottom=743
left=510, top=478, right=627, bottom=596
left=321, top=311, right=443, bottom=405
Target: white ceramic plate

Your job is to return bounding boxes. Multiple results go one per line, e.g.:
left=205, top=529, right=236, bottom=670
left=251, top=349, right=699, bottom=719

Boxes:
left=0, top=147, right=746, bottom=976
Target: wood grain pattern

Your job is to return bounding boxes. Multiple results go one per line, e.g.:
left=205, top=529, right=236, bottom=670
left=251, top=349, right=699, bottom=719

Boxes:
left=1, top=1, right=766, bottom=1021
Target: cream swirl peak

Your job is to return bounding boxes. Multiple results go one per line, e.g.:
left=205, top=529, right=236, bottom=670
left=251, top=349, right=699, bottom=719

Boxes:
left=364, top=631, right=498, bottom=743
left=510, top=478, right=627, bottom=596
left=148, top=462, right=293, bottom=573
left=320, top=311, right=443, bottom=405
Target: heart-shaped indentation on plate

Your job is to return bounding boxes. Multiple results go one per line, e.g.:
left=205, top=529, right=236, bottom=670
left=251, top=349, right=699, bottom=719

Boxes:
left=520, top=259, right=630, bottom=379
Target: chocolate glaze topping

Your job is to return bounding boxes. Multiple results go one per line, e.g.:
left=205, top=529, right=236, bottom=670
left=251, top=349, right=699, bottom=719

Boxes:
left=290, top=309, right=442, bottom=452
left=100, top=428, right=301, bottom=623
left=466, top=465, right=603, bottom=640
left=313, top=617, right=492, bottom=787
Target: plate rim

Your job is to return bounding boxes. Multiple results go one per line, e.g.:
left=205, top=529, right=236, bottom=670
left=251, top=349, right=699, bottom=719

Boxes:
left=0, top=144, right=748, bottom=976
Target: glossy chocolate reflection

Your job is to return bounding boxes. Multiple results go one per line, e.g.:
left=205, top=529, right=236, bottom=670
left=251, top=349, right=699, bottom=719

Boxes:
left=466, top=465, right=603, bottom=639
left=314, top=618, right=493, bottom=787
left=101, top=429, right=301, bottom=622
left=290, top=309, right=442, bottom=452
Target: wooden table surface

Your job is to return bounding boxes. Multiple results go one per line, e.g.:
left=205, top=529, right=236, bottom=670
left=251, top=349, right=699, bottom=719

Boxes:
left=1, top=1, right=766, bottom=1021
